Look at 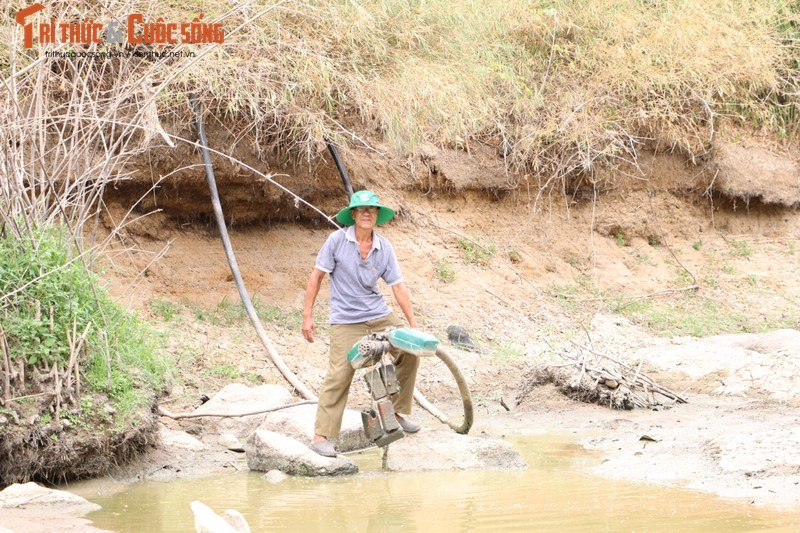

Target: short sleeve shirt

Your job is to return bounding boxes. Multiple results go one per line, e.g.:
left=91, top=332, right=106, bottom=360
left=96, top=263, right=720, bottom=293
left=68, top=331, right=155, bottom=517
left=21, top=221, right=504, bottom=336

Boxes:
left=315, top=226, right=403, bottom=324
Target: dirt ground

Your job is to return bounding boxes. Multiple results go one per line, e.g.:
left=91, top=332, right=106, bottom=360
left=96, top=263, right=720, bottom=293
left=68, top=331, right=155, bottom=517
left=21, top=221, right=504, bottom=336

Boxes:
left=6, top=140, right=800, bottom=531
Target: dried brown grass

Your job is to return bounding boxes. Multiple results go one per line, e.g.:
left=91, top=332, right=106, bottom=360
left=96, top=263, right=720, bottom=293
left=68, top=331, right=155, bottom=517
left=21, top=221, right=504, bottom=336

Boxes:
left=2, top=0, right=799, bottom=220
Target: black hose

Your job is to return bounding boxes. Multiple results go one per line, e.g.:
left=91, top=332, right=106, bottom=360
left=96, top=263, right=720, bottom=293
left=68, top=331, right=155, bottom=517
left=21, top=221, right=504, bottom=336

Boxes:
left=435, top=347, right=474, bottom=434
left=326, top=140, right=354, bottom=199
left=412, top=348, right=474, bottom=434
left=189, top=93, right=316, bottom=401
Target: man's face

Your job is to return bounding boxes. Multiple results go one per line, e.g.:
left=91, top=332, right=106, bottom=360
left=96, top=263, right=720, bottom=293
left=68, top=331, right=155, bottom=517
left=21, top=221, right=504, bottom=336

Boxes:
left=352, top=206, right=379, bottom=230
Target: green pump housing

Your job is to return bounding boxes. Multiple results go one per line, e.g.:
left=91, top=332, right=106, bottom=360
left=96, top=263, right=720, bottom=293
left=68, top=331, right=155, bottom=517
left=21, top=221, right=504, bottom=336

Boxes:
left=347, top=327, right=439, bottom=369
left=386, top=327, right=438, bottom=357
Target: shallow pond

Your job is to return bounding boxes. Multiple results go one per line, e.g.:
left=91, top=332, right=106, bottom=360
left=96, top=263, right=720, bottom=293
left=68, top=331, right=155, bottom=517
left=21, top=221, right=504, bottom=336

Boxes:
left=75, top=435, right=799, bottom=532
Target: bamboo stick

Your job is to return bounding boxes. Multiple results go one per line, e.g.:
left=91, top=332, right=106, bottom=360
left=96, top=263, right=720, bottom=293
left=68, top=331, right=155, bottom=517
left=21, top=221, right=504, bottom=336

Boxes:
left=74, top=358, right=80, bottom=398
left=63, top=319, right=90, bottom=402
left=53, top=362, right=61, bottom=424
left=1, top=327, right=10, bottom=404
left=104, top=330, right=112, bottom=392
left=8, top=392, right=47, bottom=402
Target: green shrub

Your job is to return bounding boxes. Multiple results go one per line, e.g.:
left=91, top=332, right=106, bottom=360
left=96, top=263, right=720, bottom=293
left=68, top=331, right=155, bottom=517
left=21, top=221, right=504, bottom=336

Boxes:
left=730, top=239, right=753, bottom=257
left=0, top=227, right=170, bottom=421
left=1, top=229, right=93, bottom=367
left=189, top=295, right=301, bottom=329
left=205, top=362, right=240, bottom=380
left=457, top=237, right=496, bottom=266
left=435, top=259, right=456, bottom=282
left=149, top=300, right=183, bottom=322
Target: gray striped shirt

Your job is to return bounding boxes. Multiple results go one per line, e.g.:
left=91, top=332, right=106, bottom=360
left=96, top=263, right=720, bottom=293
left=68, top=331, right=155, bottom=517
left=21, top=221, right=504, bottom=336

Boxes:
left=315, top=226, right=403, bottom=324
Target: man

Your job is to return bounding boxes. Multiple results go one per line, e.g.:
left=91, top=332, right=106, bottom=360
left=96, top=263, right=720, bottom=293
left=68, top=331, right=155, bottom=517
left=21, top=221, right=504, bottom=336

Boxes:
left=302, top=190, right=421, bottom=457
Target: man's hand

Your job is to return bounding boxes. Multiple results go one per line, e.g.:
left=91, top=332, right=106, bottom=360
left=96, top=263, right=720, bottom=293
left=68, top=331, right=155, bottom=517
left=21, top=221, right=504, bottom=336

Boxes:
left=302, top=268, right=325, bottom=343
left=391, top=282, right=418, bottom=329
left=302, top=316, right=316, bottom=343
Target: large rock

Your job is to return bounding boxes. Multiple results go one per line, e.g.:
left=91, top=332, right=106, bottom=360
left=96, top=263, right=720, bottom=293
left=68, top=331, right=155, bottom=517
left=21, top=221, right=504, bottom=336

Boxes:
left=382, top=430, right=526, bottom=471
left=193, top=384, right=294, bottom=438
left=245, top=430, right=358, bottom=477
left=218, top=433, right=245, bottom=452
left=0, top=482, right=100, bottom=514
left=160, top=426, right=207, bottom=452
left=258, top=404, right=370, bottom=452
left=190, top=500, right=251, bottom=533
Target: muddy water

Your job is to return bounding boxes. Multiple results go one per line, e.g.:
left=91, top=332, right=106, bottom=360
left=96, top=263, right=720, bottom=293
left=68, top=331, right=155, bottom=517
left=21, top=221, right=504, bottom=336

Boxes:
left=78, top=435, right=799, bottom=532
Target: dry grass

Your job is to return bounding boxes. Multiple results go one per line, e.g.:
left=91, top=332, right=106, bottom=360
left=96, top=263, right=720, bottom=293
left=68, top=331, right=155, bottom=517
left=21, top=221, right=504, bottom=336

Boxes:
left=2, top=0, right=799, bottom=221
left=235, top=0, right=799, bottom=176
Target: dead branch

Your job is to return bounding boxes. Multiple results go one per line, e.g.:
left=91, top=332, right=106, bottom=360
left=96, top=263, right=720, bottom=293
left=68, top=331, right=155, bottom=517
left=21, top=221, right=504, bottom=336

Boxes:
left=558, top=284, right=699, bottom=303
left=569, top=340, right=688, bottom=403
left=1, top=327, right=10, bottom=404
left=63, top=320, right=91, bottom=401
left=157, top=400, right=318, bottom=420
left=53, top=363, right=62, bottom=424
left=517, top=337, right=687, bottom=410
left=7, top=392, right=48, bottom=402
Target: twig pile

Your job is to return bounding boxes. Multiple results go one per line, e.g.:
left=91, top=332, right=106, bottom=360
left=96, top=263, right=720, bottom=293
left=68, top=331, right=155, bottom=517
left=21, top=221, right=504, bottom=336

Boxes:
left=516, top=340, right=687, bottom=410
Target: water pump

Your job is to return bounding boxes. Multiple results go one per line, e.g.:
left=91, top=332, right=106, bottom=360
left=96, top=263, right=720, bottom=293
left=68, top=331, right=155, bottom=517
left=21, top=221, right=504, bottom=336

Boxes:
left=348, top=327, right=438, bottom=446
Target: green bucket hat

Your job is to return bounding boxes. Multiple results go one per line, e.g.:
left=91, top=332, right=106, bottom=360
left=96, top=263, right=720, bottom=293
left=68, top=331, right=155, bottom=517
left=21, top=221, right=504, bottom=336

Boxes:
left=336, top=190, right=395, bottom=226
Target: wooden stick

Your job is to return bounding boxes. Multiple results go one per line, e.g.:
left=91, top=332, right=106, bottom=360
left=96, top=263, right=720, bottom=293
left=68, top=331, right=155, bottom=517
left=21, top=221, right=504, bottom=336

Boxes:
left=576, top=348, right=587, bottom=385
left=570, top=341, right=688, bottom=403
left=632, top=357, right=645, bottom=383
left=53, top=362, right=61, bottom=424
left=64, top=321, right=91, bottom=401
left=64, top=319, right=75, bottom=397
left=157, top=400, right=318, bottom=420
left=1, top=327, right=10, bottom=404
left=103, top=330, right=112, bottom=392
left=484, top=288, right=515, bottom=309
left=75, top=357, right=80, bottom=398
left=8, top=392, right=47, bottom=402
left=559, top=284, right=699, bottom=303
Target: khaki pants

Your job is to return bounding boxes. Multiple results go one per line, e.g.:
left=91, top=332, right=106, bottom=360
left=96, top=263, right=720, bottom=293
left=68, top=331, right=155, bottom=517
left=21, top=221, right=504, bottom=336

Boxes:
left=314, top=313, right=420, bottom=438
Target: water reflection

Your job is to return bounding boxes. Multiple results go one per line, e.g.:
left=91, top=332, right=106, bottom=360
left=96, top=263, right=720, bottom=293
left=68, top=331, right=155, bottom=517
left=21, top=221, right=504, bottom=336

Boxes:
left=78, top=435, right=799, bottom=532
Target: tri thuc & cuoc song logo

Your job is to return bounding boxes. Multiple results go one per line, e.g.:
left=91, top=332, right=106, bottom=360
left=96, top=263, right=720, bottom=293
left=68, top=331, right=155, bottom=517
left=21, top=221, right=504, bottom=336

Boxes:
left=15, top=3, right=225, bottom=49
